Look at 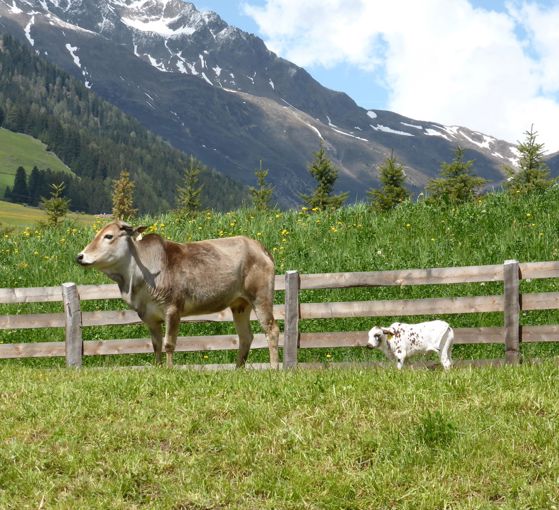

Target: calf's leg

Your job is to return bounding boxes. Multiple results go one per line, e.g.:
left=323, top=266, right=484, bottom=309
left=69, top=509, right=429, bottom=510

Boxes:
left=440, top=329, right=454, bottom=370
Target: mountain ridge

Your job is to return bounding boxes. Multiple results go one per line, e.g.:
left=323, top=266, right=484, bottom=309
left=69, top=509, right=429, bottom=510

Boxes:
left=1, top=0, right=551, bottom=207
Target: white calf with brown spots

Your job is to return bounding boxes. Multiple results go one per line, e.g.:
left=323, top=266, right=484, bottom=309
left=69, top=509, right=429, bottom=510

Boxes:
left=367, top=320, right=454, bottom=370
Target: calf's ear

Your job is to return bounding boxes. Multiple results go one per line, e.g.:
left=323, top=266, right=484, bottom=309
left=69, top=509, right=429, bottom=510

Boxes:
left=381, top=327, right=395, bottom=335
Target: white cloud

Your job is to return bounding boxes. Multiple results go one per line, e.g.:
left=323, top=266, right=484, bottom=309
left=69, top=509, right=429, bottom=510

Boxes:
left=243, top=0, right=559, bottom=152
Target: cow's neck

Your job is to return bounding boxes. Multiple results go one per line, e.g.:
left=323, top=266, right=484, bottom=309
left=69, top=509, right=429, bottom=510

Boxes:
left=105, top=252, right=147, bottom=307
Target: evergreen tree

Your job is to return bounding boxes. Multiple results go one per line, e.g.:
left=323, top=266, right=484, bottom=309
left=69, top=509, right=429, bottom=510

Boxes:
left=40, top=182, right=70, bottom=227
left=0, top=106, right=5, bottom=126
left=300, top=143, right=348, bottom=210
left=28, top=166, right=44, bottom=206
left=368, top=152, right=410, bottom=212
left=426, top=147, right=487, bottom=204
left=176, top=156, right=203, bottom=216
left=504, top=125, right=555, bottom=194
left=248, top=160, right=274, bottom=211
left=3, top=186, right=12, bottom=201
left=112, top=170, right=137, bottom=220
left=10, top=166, right=29, bottom=204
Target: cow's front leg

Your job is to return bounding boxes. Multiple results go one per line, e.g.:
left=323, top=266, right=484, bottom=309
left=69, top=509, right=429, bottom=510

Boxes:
left=164, top=306, right=181, bottom=368
left=146, top=319, right=163, bottom=365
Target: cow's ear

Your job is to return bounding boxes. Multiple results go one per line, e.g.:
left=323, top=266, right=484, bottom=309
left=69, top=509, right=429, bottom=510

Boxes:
left=133, top=226, right=148, bottom=241
left=118, top=221, right=134, bottom=235
left=382, top=327, right=395, bottom=335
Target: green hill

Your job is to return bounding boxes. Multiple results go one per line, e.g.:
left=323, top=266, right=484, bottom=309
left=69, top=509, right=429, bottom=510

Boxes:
left=0, top=199, right=95, bottom=228
left=0, top=34, right=247, bottom=214
left=0, top=128, right=72, bottom=196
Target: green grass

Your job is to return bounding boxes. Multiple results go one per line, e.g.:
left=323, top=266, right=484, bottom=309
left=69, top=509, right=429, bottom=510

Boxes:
left=2, top=190, right=559, bottom=365
left=0, top=199, right=96, bottom=228
left=0, top=128, right=72, bottom=196
left=1, top=364, right=559, bottom=509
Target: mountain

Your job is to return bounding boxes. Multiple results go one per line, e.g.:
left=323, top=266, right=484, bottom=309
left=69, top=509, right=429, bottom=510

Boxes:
left=0, top=32, right=246, bottom=213
left=0, top=0, right=546, bottom=207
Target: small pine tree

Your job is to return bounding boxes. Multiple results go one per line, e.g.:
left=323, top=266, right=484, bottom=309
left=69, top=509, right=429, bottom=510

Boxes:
left=11, top=166, right=29, bottom=204
left=248, top=161, right=274, bottom=211
left=112, top=170, right=137, bottom=221
left=368, top=152, right=410, bottom=212
left=40, top=182, right=70, bottom=227
left=177, top=156, right=203, bottom=216
left=504, top=125, right=555, bottom=194
left=426, top=147, right=487, bottom=204
left=300, top=143, right=349, bottom=211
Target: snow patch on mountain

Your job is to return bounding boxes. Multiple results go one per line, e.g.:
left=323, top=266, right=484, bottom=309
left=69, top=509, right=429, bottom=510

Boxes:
left=370, top=124, right=414, bottom=137
left=24, top=15, right=35, bottom=46
left=65, top=43, right=81, bottom=68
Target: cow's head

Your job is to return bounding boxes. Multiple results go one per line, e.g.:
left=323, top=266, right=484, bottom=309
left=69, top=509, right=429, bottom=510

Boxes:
left=77, top=221, right=147, bottom=270
left=366, top=326, right=394, bottom=349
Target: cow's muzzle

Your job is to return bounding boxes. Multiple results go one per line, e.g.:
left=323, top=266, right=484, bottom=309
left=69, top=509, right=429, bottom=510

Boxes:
left=76, top=253, right=91, bottom=266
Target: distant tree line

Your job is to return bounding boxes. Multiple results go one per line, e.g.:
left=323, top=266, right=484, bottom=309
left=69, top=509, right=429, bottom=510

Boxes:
left=0, top=34, right=246, bottom=214
left=4, top=165, right=111, bottom=213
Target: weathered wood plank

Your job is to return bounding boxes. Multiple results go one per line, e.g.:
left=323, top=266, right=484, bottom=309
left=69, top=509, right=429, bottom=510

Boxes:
left=504, top=260, right=520, bottom=364
left=0, top=341, right=65, bottom=358
left=298, top=327, right=505, bottom=348
left=519, top=261, right=559, bottom=280
left=0, top=286, right=63, bottom=304
left=522, top=325, right=559, bottom=343
left=521, top=292, right=559, bottom=311
left=80, top=304, right=285, bottom=327
left=299, top=295, right=503, bottom=319
left=283, top=270, right=300, bottom=369
left=299, top=265, right=504, bottom=290
left=0, top=312, right=66, bottom=330
left=76, top=276, right=286, bottom=300
left=82, top=333, right=284, bottom=356
left=62, top=282, right=83, bottom=367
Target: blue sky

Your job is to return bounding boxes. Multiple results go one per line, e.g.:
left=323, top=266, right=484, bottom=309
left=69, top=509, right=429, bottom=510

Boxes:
left=196, top=1, right=559, bottom=152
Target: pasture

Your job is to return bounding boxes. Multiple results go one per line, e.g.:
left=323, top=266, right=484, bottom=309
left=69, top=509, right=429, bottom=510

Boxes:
left=2, top=191, right=559, bottom=508
left=2, top=190, right=559, bottom=366
left=0, top=199, right=96, bottom=228
left=0, top=128, right=72, bottom=196
left=1, top=364, right=559, bottom=509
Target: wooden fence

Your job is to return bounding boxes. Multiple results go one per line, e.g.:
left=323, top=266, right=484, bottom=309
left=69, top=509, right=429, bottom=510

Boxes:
left=1, top=259, right=559, bottom=369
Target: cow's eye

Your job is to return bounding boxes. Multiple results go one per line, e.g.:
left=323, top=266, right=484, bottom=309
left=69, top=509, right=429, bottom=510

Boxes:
left=104, top=234, right=114, bottom=240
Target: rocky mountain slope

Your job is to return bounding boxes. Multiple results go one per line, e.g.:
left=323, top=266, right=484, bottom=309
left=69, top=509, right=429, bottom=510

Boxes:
left=0, top=0, right=539, bottom=206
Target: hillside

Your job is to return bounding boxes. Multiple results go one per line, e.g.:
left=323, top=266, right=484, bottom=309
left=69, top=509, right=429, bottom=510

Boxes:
left=0, top=33, right=247, bottom=214
left=0, top=127, right=72, bottom=196
left=0, top=0, right=530, bottom=208
left=0, top=198, right=95, bottom=227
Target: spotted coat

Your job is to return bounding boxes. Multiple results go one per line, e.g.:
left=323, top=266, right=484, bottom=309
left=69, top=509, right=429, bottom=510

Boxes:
left=367, top=320, right=454, bottom=370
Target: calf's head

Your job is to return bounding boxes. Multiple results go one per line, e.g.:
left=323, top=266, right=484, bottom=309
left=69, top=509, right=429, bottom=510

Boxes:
left=77, top=221, right=146, bottom=270
left=367, top=326, right=394, bottom=349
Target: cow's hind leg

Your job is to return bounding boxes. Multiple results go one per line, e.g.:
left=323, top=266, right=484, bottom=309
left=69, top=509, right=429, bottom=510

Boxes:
left=231, top=301, right=254, bottom=368
left=164, top=306, right=181, bottom=368
left=253, top=299, right=280, bottom=370
left=146, top=319, right=163, bottom=365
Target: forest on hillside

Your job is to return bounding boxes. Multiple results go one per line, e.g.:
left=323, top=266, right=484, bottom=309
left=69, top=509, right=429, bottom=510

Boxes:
left=0, top=34, right=247, bottom=214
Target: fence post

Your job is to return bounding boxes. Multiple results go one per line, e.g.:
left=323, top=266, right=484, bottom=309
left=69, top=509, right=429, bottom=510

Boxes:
left=62, top=282, right=83, bottom=368
left=503, top=260, right=520, bottom=365
left=283, top=270, right=300, bottom=369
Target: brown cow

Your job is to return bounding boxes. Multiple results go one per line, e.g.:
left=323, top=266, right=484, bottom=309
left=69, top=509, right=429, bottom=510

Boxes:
left=77, top=221, right=280, bottom=368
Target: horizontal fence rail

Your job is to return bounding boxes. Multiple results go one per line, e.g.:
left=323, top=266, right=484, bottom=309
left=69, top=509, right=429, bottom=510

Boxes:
left=1, top=260, right=559, bottom=368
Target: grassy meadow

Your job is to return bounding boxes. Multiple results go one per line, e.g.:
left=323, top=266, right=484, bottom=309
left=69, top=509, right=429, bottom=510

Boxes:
left=2, top=191, right=559, bottom=509
left=0, top=128, right=72, bottom=196
left=1, top=363, right=559, bottom=509
left=2, top=189, right=559, bottom=365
